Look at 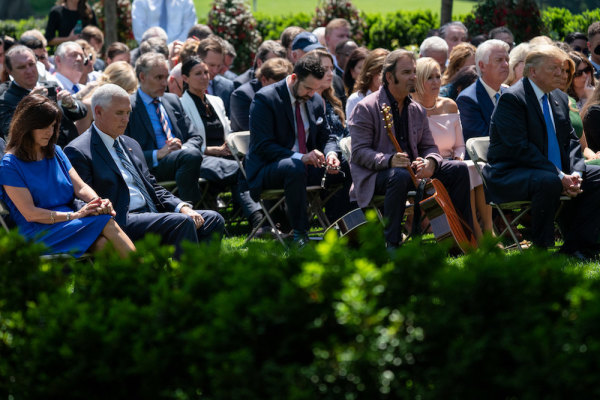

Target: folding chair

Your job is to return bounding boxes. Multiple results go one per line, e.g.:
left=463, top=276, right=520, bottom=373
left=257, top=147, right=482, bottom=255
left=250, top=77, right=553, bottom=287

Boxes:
left=0, top=198, right=10, bottom=233
left=466, top=137, right=571, bottom=251
left=226, top=131, right=330, bottom=247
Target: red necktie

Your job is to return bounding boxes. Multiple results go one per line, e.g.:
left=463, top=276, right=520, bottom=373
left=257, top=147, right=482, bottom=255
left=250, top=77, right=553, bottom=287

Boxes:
left=295, top=101, right=307, bottom=154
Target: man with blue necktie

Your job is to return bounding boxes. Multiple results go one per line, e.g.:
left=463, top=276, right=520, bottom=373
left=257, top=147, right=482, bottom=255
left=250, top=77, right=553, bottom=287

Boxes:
left=456, top=39, right=510, bottom=146
left=53, top=41, right=85, bottom=95
left=484, top=45, right=600, bottom=260
left=125, top=52, right=205, bottom=206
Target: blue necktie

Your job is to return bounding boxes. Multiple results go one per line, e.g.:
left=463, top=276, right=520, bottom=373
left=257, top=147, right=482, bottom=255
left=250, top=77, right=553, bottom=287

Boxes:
left=542, top=94, right=562, bottom=170
left=72, top=84, right=79, bottom=94
left=159, top=0, right=168, bottom=32
left=113, top=139, right=158, bottom=213
left=494, top=92, right=500, bottom=104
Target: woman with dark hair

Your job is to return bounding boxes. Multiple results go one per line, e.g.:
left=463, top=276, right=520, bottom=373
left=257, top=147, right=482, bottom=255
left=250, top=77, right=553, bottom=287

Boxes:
left=439, top=65, right=478, bottom=101
left=580, top=83, right=600, bottom=162
left=345, top=48, right=389, bottom=121
left=179, top=56, right=264, bottom=230
left=45, top=0, right=98, bottom=47
left=567, top=51, right=596, bottom=109
left=342, top=47, right=368, bottom=96
left=0, top=95, right=135, bottom=257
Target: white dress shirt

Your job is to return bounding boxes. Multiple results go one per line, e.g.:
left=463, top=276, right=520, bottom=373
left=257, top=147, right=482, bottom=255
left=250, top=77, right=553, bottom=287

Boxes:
left=132, top=0, right=197, bottom=44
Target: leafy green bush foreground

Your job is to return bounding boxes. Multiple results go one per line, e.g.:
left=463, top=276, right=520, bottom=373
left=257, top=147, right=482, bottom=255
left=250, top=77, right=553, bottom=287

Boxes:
left=1, top=221, right=600, bottom=399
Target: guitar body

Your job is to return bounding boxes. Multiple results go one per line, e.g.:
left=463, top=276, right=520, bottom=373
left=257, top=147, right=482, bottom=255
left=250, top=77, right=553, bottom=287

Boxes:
left=325, top=208, right=368, bottom=245
left=419, top=179, right=477, bottom=253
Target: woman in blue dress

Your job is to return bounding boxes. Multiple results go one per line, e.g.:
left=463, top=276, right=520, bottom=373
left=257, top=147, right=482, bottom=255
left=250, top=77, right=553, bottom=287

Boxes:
left=0, top=94, right=135, bottom=258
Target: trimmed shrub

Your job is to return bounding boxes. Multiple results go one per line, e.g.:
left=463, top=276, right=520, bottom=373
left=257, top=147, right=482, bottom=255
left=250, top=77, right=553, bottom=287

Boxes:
left=543, top=7, right=600, bottom=41
left=464, top=0, right=545, bottom=43
left=0, top=17, right=46, bottom=40
left=312, top=0, right=367, bottom=44
left=255, top=12, right=313, bottom=41
left=366, top=10, right=439, bottom=50
left=208, top=0, right=262, bottom=73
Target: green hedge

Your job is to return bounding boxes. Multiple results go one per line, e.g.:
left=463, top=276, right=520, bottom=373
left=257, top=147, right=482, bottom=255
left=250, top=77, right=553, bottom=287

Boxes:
left=3, top=216, right=600, bottom=398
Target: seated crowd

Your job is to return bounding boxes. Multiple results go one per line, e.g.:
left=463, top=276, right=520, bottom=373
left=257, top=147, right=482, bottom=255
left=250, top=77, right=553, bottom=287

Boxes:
left=1, top=11, right=600, bottom=261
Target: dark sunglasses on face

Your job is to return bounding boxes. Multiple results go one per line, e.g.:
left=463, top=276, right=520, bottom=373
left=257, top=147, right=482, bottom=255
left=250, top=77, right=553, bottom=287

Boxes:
left=574, top=66, right=593, bottom=77
left=573, top=46, right=590, bottom=56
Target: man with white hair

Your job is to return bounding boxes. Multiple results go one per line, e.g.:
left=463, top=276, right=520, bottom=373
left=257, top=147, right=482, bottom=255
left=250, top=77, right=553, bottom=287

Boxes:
left=456, top=39, right=510, bottom=144
left=484, top=45, right=600, bottom=259
left=419, top=36, right=449, bottom=73
left=440, top=21, right=468, bottom=53
left=64, top=84, right=224, bottom=259
left=53, top=41, right=86, bottom=94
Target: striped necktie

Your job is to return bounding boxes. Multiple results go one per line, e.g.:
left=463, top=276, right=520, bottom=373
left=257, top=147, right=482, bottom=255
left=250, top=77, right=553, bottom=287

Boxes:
left=152, top=98, right=173, bottom=141
left=113, top=139, right=158, bottom=213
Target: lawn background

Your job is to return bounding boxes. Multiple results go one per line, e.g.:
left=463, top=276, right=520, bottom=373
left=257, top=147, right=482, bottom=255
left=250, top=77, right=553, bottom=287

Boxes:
left=193, top=0, right=477, bottom=18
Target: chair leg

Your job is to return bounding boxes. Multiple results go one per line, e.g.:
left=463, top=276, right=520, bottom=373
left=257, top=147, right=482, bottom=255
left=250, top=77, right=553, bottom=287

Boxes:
left=495, top=205, right=524, bottom=251
left=245, top=196, right=287, bottom=248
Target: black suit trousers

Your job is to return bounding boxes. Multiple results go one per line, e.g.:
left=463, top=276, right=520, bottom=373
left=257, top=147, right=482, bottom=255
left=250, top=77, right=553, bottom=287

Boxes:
left=125, top=209, right=225, bottom=259
left=375, top=160, right=472, bottom=245
left=151, top=147, right=203, bottom=204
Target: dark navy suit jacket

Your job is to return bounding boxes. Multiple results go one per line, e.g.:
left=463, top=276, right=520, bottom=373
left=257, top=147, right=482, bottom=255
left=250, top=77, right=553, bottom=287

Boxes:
left=124, top=91, right=203, bottom=167
left=230, top=78, right=262, bottom=132
left=456, top=78, right=500, bottom=143
left=245, top=79, right=332, bottom=196
left=483, top=77, right=584, bottom=204
left=64, top=127, right=182, bottom=230
left=211, top=74, right=234, bottom=116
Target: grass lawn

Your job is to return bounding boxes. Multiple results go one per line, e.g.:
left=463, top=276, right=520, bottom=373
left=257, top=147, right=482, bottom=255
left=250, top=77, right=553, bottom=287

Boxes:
left=194, top=0, right=477, bottom=18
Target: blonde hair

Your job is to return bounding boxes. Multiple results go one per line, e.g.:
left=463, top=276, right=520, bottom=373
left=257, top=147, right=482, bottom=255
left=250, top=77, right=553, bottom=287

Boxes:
left=415, top=57, right=441, bottom=97
left=100, top=61, right=138, bottom=94
left=505, top=42, right=531, bottom=86
left=523, top=45, right=568, bottom=78
left=442, top=42, right=476, bottom=85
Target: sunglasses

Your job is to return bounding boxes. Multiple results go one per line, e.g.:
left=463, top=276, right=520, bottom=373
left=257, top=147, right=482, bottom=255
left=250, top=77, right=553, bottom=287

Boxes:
left=573, top=46, right=590, bottom=56
left=574, top=66, right=593, bottom=77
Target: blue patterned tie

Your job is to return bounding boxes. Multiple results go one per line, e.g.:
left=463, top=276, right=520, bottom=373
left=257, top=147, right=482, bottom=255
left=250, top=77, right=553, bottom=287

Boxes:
left=494, top=92, right=500, bottom=105
left=113, top=139, right=158, bottom=213
left=542, top=94, right=562, bottom=170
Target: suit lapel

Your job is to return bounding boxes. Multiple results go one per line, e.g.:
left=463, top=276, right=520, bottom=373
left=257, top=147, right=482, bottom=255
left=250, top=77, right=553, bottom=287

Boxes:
left=476, top=79, right=495, bottom=125
left=135, top=92, right=158, bottom=146
left=306, top=97, right=318, bottom=147
left=279, top=81, right=295, bottom=136
left=523, top=78, right=547, bottom=134
left=91, top=127, right=122, bottom=179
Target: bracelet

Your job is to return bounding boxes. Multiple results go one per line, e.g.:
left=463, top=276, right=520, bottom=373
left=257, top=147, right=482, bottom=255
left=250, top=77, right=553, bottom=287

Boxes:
left=66, top=212, right=72, bottom=221
left=50, top=211, right=55, bottom=224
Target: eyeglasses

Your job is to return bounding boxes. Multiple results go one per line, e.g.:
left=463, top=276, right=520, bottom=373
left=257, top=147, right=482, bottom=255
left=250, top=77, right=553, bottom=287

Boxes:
left=83, top=53, right=93, bottom=66
left=574, top=66, right=593, bottom=77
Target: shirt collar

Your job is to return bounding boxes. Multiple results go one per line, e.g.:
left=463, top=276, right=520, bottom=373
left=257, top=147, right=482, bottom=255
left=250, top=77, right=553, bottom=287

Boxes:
left=285, top=75, right=298, bottom=106
left=589, top=57, right=600, bottom=71
left=54, top=71, right=77, bottom=91
left=93, top=123, right=118, bottom=149
left=528, top=78, right=546, bottom=102
left=138, top=87, right=159, bottom=105
left=479, top=77, right=501, bottom=101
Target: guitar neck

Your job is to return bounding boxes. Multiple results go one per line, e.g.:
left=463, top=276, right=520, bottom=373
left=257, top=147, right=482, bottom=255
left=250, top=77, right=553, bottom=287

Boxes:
left=381, top=104, right=419, bottom=187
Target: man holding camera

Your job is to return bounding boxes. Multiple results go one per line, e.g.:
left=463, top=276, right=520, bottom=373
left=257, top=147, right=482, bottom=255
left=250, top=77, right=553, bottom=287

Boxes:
left=0, top=45, right=86, bottom=147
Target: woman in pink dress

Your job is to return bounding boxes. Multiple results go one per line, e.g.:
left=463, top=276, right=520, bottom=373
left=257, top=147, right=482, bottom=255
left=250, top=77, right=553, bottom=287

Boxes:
left=412, top=57, right=493, bottom=240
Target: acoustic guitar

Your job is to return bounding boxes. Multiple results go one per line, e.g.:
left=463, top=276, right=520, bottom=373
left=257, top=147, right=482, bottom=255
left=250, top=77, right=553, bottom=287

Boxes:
left=324, top=208, right=368, bottom=246
left=381, top=104, right=477, bottom=253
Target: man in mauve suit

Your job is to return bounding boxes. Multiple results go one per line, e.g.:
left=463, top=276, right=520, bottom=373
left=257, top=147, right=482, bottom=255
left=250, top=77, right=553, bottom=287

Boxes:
left=456, top=39, right=510, bottom=146
left=349, top=49, right=472, bottom=249
left=125, top=52, right=205, bottom=205
left=484, top=45, right=600, bottom=259
left=65, top=84, right=224, bottom=259
left=245, top=52, right=342, bottom=244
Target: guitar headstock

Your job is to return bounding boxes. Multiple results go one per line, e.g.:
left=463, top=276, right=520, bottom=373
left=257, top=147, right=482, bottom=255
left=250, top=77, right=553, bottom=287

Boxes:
left=381, top=103, right=393, bottom=130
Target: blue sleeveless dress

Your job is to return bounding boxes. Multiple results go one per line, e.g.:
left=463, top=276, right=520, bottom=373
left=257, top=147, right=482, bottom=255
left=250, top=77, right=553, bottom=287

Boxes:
left=0, top=146, right=111, bottom=257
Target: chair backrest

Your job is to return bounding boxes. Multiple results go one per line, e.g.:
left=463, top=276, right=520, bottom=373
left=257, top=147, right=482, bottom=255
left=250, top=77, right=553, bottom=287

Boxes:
left=339, top=136, right=351, bottom=163
left=465, top=137, right=490, bottom=164
left=0, top=198, right=11, bottom=233
left=226, top=131, right=250, bottom=157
